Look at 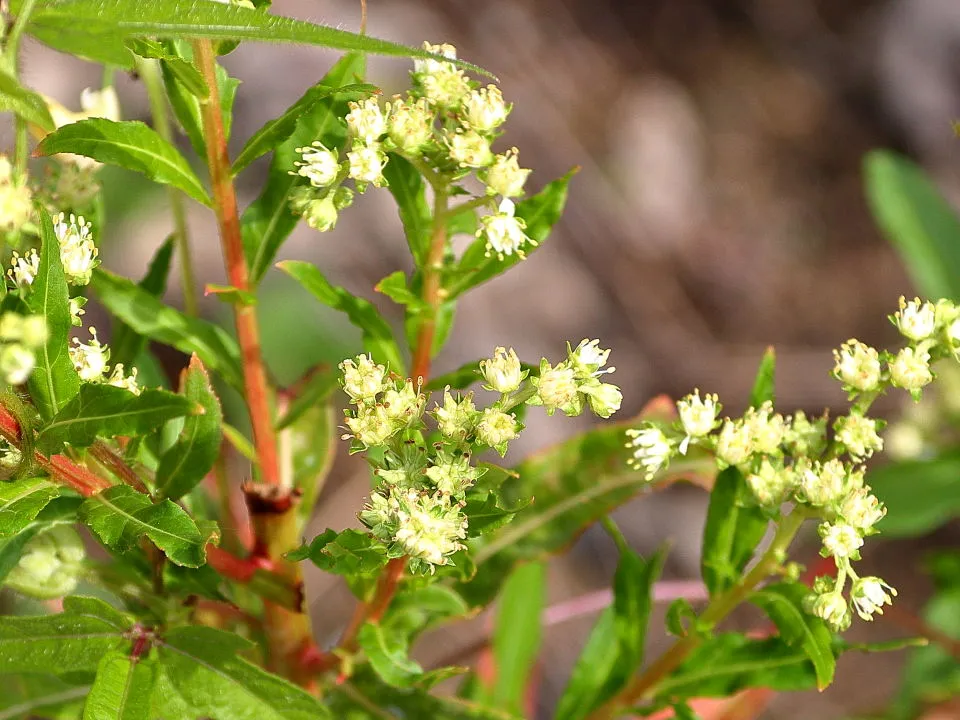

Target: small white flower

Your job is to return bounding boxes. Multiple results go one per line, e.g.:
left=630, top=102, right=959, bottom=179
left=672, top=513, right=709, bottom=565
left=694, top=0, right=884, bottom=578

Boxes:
left=626, top=425, right=674, bottom=479
left=715, top=418, right=754, bottom=467
left=461, top=85, right=510, bottom=132
left=381, top=380, right=425, bottom=427
left=414, top=42, right=458, bottom=76
left=480, top=346, right=523, bottom=394
left=888, top=346, right=933, bottom=393
left=424, top=452, right=483, bottom=497
left=744, top=402, right=786, bottom=455
left=568, top=339, right=614, bottom=378
left=677, top=390, right=720, bottom=441
left=819, top=521, right=863, bottom=559
left=70, top=328, right=109, bottom=382
left=345, top=97, right=387, bottom=145
left=8, top=249, right=40, bottom=289
left=344, top=403, right=396, bottom=447
left=834, top=413, right=883, bottom=460
left=579, top=378, right=622, bottom=419
left=445, top=128, right=494, bottom=168
left=894, top=296, right=936, bottom=342
left=483, top=147, right=531, bottom=198
left=832, top=340, right=882, bottom=392
left=340, top=355, right=388, bottom=403
left=536, top=362, right=579, bottom=416
left=0, top=344, right=35, bottom=385
left=420, top=67, right=471, bottom=108
left=292, top=142, right=340, bottom=188
left=386, top=97, right=434, bottom=154
left=797, top=458, right=848, bottom=506
left=839, top=487, right=885, bottom=532
left=106, top=364, right=140, bottom=395
left=433, top=389, right=478, bottom=439
left=810, top=592, right=852, bottom=632
left=53, top=212, right=99, bottom=286
left=296, top=193, right=339, bottom=233
left=745, top=458, right=794, bottom=507
left=393, top=489, right=467, bottom=569
left=479, top=198, right=533, bottom=260
left=347, top=145, right=387, bottom=187
left=783, top=410, right=828, bottom=456
left=476, top=407, right=520, bottom=454
left=851, top=577, right=896, bottom=620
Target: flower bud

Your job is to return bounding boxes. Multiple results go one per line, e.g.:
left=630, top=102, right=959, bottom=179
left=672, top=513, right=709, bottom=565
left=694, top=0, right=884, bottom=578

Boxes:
left=797, top=458, right=848, bottom=506
left=7, top=249, right=39, bottom=288
left=387, top=97, right=434, bottom=154
left=715, top=419, right=753, bottom=467
left=834, top=413, right=883, bottom=460
left=424, top=451, right=484, bottom=497
left=888, top=346, right=933, bottom=393
left=476, top=407, right=520, bottom=455
left=5, top=526, right=85, bottom=599
left=745, top=458, right=794, bottom=508
left=893, top=296, right=936, bottom=342
left=461, top=85, right=510, bottom=133
left=414, top=42, right=458, bottom=77
left=483, top=148, right=531, bottom=198
left=382, top=380, right=425, bottom=427
left=344, top=404, right=397, bottom=447
left=809, top=592, right=852, bottom=632
left=345, top=98, right=387, bottom=145
left=445, top=128, right=494, bottom=168
left=579, top=378, right=622, bottom=419
left=851, top=576, right=896, bottom=620
left=480, top=346, right=523, bottom=393
left=433, top=389, right=478, bottom=439
left=745, top=402, right=785, bottom=455
left=832, top=340, right=882, bottom=392
left=783, top=410, right=828, bottom=457
left=340, top=355, right=388, bottom=403
left=535, top=361, right=579, bottom=416
left=393, top=489, right=467, bottom=570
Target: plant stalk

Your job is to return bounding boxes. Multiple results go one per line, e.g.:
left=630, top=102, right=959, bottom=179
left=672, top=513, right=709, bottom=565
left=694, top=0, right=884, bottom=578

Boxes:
left=5, top=0, right=38, bottom=179
left=587, top=511, right=807, bottom=720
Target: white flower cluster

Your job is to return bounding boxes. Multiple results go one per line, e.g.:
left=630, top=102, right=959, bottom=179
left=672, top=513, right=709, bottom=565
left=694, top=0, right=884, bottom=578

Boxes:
left=346, top=339, right=620, bottom=572
left=289, top=41, right=535, bottom=260
left=0, top=312, right=48, bottom=386
left=7, top=212, right=99, bottom=289
left=69, top=328, right=140, bottom=394
left=0, top=156, right=33, bottom=235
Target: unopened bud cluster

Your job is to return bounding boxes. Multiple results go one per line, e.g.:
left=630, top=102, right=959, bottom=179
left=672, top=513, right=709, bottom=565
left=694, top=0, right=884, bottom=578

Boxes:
left=290, top=41, right=536, bottom=260
left=345, top=340, right=620, bottom=572
left=0, top=312, right=48, bottom=386
left=625, top=296, right=960, bottom=631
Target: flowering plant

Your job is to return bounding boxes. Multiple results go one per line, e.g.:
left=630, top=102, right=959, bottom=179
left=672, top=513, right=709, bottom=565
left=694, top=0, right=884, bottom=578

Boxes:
left=0, top=1, right=948, bottom=719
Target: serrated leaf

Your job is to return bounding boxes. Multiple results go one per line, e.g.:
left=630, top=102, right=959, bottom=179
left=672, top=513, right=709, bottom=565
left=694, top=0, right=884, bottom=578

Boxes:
left=700, top=467, right=768, bottom=596
left=0, top=478, right=59, bottom=536
left=109, top=236, right=174, bottom=369
left=383, top=155, right=432, bottom=266
left=242, top=53, right=364, bottom=283
left=288, top=528, right=388, bottom=578
left=0, top=69, right=55, bottom=131
left=751, top=582, right=835, bottom=690
left=232, top=81, right=375, bottom=176
left=27, top=209, right=81, bottom=420
left=92, top=269, right=244, bottom=391
left=0, top=597, right=129, bottom=675
left=154, top=626, right=330, bottom=720
left=84, top=652, right=155, bottom=720
left=864, top=149, right=960, bottom=301
left=37, top=384, right=196, bottom=454
left=0, top=496, right=80, bottom=585
left=486, top=561, right=545, bottom=712
left=358, top=622, right=425, bottom=688
left=80, top=485, right=213, bottom=567
left=35, top=119, right=211, bottom=206
left=450, top=169, right=576, bottom=298
left=156, top=356, right=222, bottom=501
left=555, top=547, right=665, bottom=720
left=278, top=260, right=404, bottom=373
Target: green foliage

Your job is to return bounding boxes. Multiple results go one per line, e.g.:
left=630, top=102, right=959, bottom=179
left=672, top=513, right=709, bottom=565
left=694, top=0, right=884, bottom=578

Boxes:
left=384, top=155, right=434, bottom=266
left=0, top=477, right=60, bottom=536
left=868, top=451, right=960, bottom=537
left=288, top=528, right=389, bottom=580
left=84, top=651, right=155, bottom=720
left=0, top=68, right=55, bottom=131
left=36, top=119, right=212, bottom=206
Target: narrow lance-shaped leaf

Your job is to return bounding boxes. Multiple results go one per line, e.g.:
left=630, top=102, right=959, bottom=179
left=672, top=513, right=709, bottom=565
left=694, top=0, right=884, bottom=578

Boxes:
left=278, top=260, right=405, bottom=373
left=37, top=384, right=197, bottom=454
left=383, top=155, right=433, bottom=267
left=0, top=596, right=129, bottom=675
left=0, top=69, right=55, bottom=131
left=242, top=53, right=364, bottom=283
left=92, top=269, right=244, bottom=391
left=84, top=651, right=156, bottom=720
left=80, top=485, right=216, bottom=567
left=156, top=356, right=222, bottom=501
left=358, top=622, right=426, bottom=688
left=450, top=169, right=577, bottom=298
left=0, top=477, right=59, bottom=536
left=555, top=546, right=666, bottom=720
left=154, top=626, right=331, bottom=719
left=35, top=119, right=211, bottom=206
left=110, top=236, right=174, bottom=368
left=27, top=209, right=81, bottom=420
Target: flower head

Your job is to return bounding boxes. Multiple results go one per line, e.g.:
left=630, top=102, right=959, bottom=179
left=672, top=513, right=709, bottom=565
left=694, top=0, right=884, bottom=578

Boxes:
left=832, top=340, right=882, bottom=392
left=479, top=198, right=533, bottom=260
left=106, top=364, right=140, bottom=395
left=424, top=451, right=484, bottom=497
left=535, top=361, right=580, bottom=416
left=475, top=407, right=520, bottom=455
left=839, top=487, right=885, bottom=532
left=386, top=97, right=434, bottom=154
left=480, top=346, right=523, bottom=394
left=445, top=128, right=494, bottom=168
left=340, top=355, right=388, bottom=404
left=381, top=380, right=425, bottom=427
left=393, top=489, right=467, bottom=570
left=461, top=85, right=510, bottom=133
left=834, top=413, right=883, bottom=460
left=796, top=458, right=849, bottom=507
left=893, top=296, right=936, bottom=342
left=53, top=212, right=98, bottom=286
left=745, top=458, right=794, bottom=508
left=433, top=389, right=478, bottom=439
left=7, top=249, right=40, bottom=289
left=483, top=148, right=531, bottom=198
left=626, top=425, right=674, bottom=479
left=346, top=98, right=386, bottom=145
left=579, top=378, right=623, bottom=419
left=744, top=402, right=785, bottom=455
left=851, top=577, right=896, bottom=620
left=290, top=188, right=339, bottom=232
left=809, top=592, right=852, bottom=632
left=819, top=521, right=863, bottom=559
left=414, top=42, right=458, bottom=77
left=347, top=145, right=388, bottom=188
left=70, top=328, right=108, bottom=382
left=344, top=403, right=397, bottom=447
left=293, top=142, right=340, bottom=188
left=677, top=390, right=720, bottom=441
left=888, top=346, right=933, bottom=394
left=567, top=339, right=613, bottom=378
left=715, top=419, right=754, bottom=467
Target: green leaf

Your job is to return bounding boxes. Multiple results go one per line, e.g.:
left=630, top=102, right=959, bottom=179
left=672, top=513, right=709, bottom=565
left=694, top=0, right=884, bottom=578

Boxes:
left=278, top=260, right=405, bottom=373
left=450, top=169, right=576, bottom=298
left=25, top=0, right=490, bottom=74
left=37, top=384, right=196, bottom=454
left=35, top=119, right=211, bottom=206
left=0, top=478, right=59, bottom=536
left=460, top=418, right=677, bottom=607
left=358, top=622, right=425, bottom=688
left=109, top=236, right=174, bottom=369
left=0, top=69, right=55, bottom=131
left=288, top=528, right=388, bottom=579
left=27, top=209, right=81, bottom=420
left=92, top=269, right=244, bottom=391
left=204, top=283, right=257, bottom=307
left=555, top=547, right=665, bottom=720
left=425, top=360, right=482, bottom=391
left=0, top=597, right=128, bottom=675
left=868, top=452, right=960, bottom=537
left=375, top=270, right=426, bottom=309
left=864, top=150, right=960, bottom=301
left=24, top=15, right=134, bottom=67
left=84, top=652, right=155, bottom=720
left=232, top=81, right=375, bottom=176
left=290, top=402, right=337, bottom=530
left=242, top=53, right=364, bottom=283
left=748, top=347, right=776, bottom=408
left=700, top=467, right=768, bottom=596
left=486, top=561, right=546, bottom=712
left=154, top=626, right=330, bottom=720
left=156, top=356, right=222, bottom=501
left=80, top=485, right=214, bottom=567
left=276, top=368, right=337, bottom=430
left=383, top=155, right=433, bottom=266
left=0, top=674, right=90, bottom=719
left=0, top=496, right=80, bottom=585
left=653, top=633, right=821, bottom=702
left=750, top=581, right=835, bottom=690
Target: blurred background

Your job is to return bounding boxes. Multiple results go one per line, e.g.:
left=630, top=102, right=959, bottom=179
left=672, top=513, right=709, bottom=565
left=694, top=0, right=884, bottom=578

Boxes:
left=18, top=0, right=960, bottom=717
